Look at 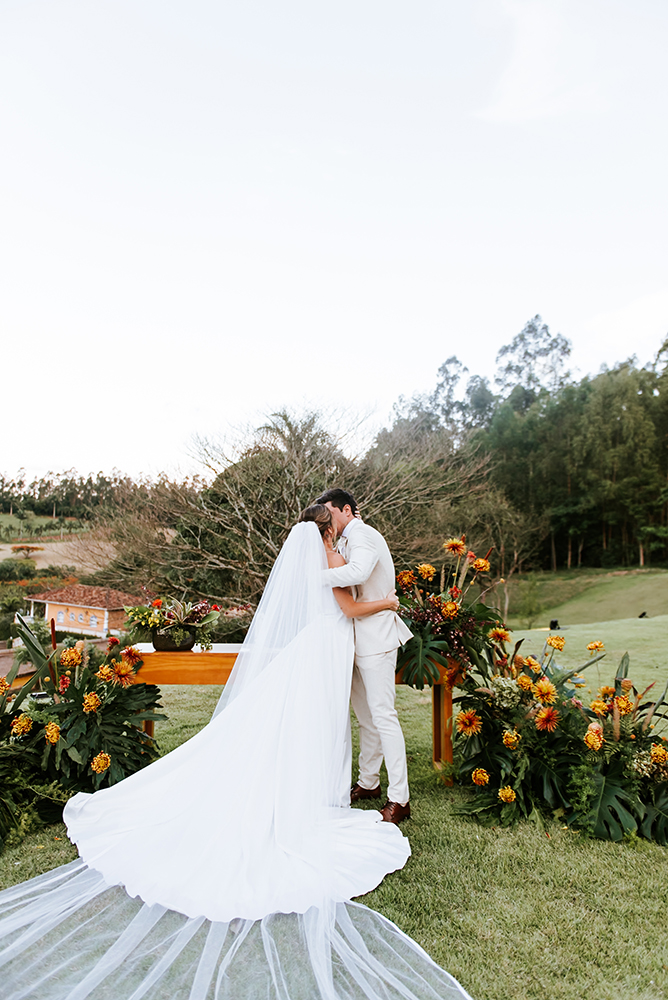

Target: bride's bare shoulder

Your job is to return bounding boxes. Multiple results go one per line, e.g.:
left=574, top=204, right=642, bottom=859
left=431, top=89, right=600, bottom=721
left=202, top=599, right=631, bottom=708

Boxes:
left=327, top=549, right=346, bottom=568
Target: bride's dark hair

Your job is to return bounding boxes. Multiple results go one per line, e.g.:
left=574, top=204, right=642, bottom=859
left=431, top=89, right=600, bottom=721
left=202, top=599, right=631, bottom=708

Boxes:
left=298, top=504, right=332, bottom=537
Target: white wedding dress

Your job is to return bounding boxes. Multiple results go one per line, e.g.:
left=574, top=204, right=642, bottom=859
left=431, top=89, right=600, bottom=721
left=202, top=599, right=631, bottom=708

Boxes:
left=0, top=523, right=472, bottom=1000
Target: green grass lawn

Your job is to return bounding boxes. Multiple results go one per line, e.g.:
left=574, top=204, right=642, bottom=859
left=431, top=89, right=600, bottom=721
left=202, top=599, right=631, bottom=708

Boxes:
left=507, top=567, right=668, bottom=629
left=2, top=681, right=668, bottom=1000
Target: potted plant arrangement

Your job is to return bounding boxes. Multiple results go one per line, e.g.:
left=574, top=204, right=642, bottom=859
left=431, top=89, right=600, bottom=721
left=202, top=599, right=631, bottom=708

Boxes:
left=124, top=598, right=223, bottom=651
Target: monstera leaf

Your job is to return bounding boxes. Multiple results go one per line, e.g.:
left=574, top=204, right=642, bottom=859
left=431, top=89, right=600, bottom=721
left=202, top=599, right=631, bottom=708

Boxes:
left=577, top=763, right=641, bottom=841
left=396, top=625, right=449, bottom=689
left=640, top=784, right=668, bottom=846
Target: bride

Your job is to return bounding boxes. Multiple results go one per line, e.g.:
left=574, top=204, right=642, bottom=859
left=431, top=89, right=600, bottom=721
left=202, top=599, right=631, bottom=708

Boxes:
left=0, top=505, right=473, bottom=1000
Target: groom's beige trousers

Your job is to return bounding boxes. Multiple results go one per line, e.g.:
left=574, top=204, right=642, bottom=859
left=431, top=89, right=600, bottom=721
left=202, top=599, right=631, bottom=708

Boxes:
left=351, top=649, right=410, bottom=807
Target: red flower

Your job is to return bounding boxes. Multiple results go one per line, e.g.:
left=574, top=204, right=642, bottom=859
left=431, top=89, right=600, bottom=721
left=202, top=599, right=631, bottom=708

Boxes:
left=535, top=706, right=560, bottom=733
left=58, top=676, right=71, bottom=694
left=448, top=586, right=462, bottom=599
left=107, top=637, right=120, bottom=650
left=151, top=599, right=163, bottom=608
left=211, top=605, right=220, bottom=611
left=121, top=646, right=142, bottom=667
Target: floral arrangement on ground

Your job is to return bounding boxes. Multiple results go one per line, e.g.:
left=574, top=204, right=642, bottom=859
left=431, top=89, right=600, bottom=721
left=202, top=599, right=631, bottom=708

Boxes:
left=451, top=631, right=668, bottom=844
left=0, top=616, right=166, bottom=850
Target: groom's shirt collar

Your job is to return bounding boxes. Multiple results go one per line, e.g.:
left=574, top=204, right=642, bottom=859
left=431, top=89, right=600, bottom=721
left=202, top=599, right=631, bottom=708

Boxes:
left=341, top=519, right=360, bottom=540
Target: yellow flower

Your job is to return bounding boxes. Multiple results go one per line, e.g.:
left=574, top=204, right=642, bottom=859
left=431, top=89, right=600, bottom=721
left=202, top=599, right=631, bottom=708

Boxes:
left=533, top=677, right=558, bottom=705
left=598, top=686, right=615, bottom=699
left=96, top=665, right=114, bottom=683
left=443, top=537, right=467, bottom=557
left=416, top=563, right=436, bottom=581
left=91, top=752, right=111, bottom=774
left=472, top=557, right=491, bottom=573
left=456, top=709, right=483, bottom=738
left=584, top=725, right=604, bottom=751
left=10, top=713, right=33, bottom=737
left=59, top=647, right=82, bottom=668
left=650, top=743, right=668, bottom=765
left=397, top=570, right=416, bottom=590
left=546, top=635, right=565, bottom=651
left=498, top=786, right=516, bottom=803
left=524, top=656, right=541, bottom=674
left=0, top=677, right=9, bottom=696
left=516, top=674, right=534, bottom=693
left=112, top=661, right=135, bottom=688
left=44, top=722, right=61, bottom=745
left=587, top=641, right=605, bottom=653
left=589, top=699, right=609, bottom=717
left=502, top=730, right=521, bottom=750
left=441, top=601, right=460, bottom=618
left=614, top=695, right=634, bottom=716
left=535, top=706, right=560, bottom=733
left=471, top=768, right=490, bottom=786
left=488, top=627, right=511, bottom=644
left=82, top=692, right=101, bottom=714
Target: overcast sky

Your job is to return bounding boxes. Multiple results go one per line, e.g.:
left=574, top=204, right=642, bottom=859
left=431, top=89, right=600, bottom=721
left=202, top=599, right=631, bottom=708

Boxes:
left=3, top=0, right=667, bottom=481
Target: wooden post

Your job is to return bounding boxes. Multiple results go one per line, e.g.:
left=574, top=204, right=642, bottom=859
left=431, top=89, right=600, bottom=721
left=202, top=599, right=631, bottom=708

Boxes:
left=431, top=680, right=454, bottom=786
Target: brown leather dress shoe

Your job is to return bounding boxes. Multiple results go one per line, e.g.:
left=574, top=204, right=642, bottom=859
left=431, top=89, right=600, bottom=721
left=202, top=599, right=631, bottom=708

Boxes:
left=350, top=783, right=381, bottom=804
left=380, top=800, right=411, bottom=824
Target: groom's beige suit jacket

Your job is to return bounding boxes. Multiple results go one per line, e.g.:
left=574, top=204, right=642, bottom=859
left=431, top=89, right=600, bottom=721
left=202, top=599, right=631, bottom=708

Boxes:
left=324, top=519, right=413, bottom=657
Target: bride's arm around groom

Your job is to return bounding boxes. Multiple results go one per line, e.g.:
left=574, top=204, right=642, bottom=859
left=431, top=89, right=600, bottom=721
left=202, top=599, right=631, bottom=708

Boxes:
left=316, top=489, right=413, bottom=823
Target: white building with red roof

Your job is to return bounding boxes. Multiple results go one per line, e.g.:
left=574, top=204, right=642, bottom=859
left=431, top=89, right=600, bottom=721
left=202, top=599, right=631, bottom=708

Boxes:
left=28, top=584, right=141, bottom=637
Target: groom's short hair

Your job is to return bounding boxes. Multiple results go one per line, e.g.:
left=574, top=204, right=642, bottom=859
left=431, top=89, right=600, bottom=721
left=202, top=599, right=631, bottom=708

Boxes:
left=315, top=488, right=357, bottom=516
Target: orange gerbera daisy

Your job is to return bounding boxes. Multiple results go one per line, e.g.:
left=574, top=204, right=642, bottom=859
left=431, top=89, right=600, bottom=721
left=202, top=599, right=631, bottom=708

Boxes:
left=535, top=706, right=560, bottom=733
left=455, top=709, right=483, bottom=738
left=533, top=677, right=558, bottom=705
left=598, top=686, right=615, bottom=699
left=443, top=537, right=467, bottom=557
left=488, top=627, right=511, bottom=644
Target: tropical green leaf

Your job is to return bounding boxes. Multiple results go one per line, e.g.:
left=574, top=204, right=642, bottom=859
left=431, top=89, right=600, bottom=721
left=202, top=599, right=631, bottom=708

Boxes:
left=576, top=764, right=640, bottom=841
left=640, top=783, right=668, bottom=846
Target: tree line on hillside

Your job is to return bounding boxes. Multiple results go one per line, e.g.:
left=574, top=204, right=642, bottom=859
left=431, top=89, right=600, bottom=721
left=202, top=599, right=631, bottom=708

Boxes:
left=3, top=317, right=667, bottom=611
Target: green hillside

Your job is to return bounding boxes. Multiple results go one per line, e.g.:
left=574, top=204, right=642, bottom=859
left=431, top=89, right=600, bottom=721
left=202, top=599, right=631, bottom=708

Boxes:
left=507, top=568, right=668, bottom=628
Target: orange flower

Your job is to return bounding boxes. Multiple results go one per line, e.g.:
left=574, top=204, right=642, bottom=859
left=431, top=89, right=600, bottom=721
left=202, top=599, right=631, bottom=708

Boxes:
left=498, top=786, right=516, bottom=803
left=416, top=563, right=436, bottom=581
left=441, top=601, right=460, bottom=618
left=151, top=599, right=163, bottom=608
left=620, top=679, right=634, bottom=693
left=516, top=674, right=534, bottom=693
left=443, top=537, right=467, bottom=557
left=614, top=695, right=634, bottom=716
left=0, top=677, right=9, bottom=697
left=10, top=713, right=33, bottom=737
left=113, top=661, right=135, bottom=688
left=587, top=641, right=605, bottom=653
left=535, top=706, right=560, bottom=733
left=456, top=709, right=483, bottom=738
left=82, top=692, right=101, bottom=714
left=472, top=557, right=491, bottom=573
left=91, top=752, right=111, bottom=774
left=650, top=743, right=668, bottom=765
left=589, top=699, right=609, bottom=717
left=598, top=686, right=615, bottom=699
left=44, top=722, right=61, bottom=745
left=533, top=677, right=557, bottom=705
left=96, top=665, right=114, bottom=683
left=546, top=635, right=565, bottom=651
left=397, top=570, right=416, bottom=590
left=121, top=646, right=142, bottom=667
left=502, top=730, right=521, bottom=749
left=59, top=647, right=82, bottom=669
left=471, top=768, right=489, bottom=786
left=488, top=627, right=511, bottom=644
left=524, top=656, right=541, bottom=674
left=584, top=724, right=604, bottom=751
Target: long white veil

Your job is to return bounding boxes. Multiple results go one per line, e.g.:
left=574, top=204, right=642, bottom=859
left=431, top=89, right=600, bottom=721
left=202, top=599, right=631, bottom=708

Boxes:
left=212, top=520, right=335, bottom=717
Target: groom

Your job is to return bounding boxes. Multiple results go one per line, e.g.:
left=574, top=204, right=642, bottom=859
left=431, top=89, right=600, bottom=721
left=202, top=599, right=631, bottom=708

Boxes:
left=317, top=488, right=413, bottom=824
